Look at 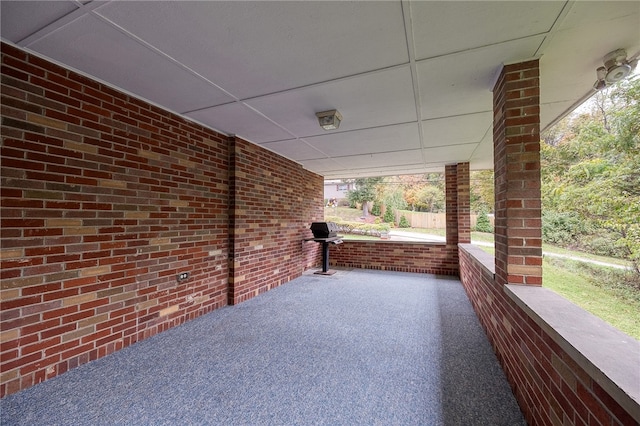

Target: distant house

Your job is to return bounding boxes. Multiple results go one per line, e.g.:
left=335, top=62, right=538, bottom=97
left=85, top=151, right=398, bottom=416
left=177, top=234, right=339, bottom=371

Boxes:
left=324, top=180, right=355, bottom=201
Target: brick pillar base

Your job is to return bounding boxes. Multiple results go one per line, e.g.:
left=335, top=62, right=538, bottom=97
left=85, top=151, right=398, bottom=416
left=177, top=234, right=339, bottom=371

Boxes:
left=493, top=60, right=543, bottom=286
left=446, top=162, right=470, bottom=245
left=457, top=162, right=470, bottom=244
left=445, top=164, right=459, bottom=246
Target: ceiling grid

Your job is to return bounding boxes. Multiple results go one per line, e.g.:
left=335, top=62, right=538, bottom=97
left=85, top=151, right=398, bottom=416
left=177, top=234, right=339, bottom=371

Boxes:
left=1, top=0, right=638, bottom=179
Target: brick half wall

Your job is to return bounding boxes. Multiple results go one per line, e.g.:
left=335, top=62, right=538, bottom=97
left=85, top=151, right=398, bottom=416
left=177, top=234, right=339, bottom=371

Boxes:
left=459, top=245, right=638, bottom=425
left=329, top=241, right=458, bottom=275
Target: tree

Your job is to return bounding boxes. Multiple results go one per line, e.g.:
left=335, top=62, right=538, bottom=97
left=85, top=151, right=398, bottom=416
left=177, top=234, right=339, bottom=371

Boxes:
left=474, top=210, right=493, bottom=233
left=541, top=76, right=640, bottom=274
left=470, top=170, right=494, bottom=213
left=346, top=177, right=383, bottom=217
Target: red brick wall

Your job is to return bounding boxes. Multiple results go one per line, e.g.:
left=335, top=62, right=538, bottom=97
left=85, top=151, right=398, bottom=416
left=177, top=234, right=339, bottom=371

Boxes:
left=493, top=60, right=542, bottom=286
left=228, top=137, right=323, bottom=304
left=0, top=43, right=230, bottom=396
left=0, top=43, right=324, bottom=396
left=329, top=241, right=458, bottom=275
left=459, top=246, right=636, bottom=425
left=329, top=163, right=465, bottom=276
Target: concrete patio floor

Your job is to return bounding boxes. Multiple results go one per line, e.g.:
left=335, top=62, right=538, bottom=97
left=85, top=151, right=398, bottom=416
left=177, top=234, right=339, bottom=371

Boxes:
left=1, top=269, right=525, bottom=425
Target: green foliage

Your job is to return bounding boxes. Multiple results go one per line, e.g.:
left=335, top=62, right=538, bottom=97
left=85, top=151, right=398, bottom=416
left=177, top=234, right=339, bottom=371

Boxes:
left=382, top=182, right=408, bottom=212
left=474, top=210, right=493, bottom=233
left=541, top=211, right=589, bottom=245
left=346, top=177, right=383, bottom=216
left=398, top=215, right=410, bottom=228
left=371, top=201, right=381, bottom=216
left=470, top=170, right=494, bottom=213
left=541, top=76, right=640, bottom=274
left=383, top=208, right=395, bottom=223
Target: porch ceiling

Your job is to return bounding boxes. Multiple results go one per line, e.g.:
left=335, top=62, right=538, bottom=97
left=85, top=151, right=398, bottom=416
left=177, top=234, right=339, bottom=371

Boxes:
left=2, top=1, right=639, bottom=179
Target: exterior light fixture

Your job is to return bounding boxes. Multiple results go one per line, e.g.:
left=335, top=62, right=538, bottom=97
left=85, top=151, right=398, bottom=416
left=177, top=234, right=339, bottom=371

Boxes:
left=593, top=48, right=637, bottom=91
left=316, top=109, right=342, bottom=130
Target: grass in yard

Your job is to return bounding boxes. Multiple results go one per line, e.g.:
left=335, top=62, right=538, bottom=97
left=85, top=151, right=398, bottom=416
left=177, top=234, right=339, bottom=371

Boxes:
left=470, top=232, right=630, bottom=267
left=324, top=206, right=364, bottom=221
left=476, top=245, right=640, bottom=340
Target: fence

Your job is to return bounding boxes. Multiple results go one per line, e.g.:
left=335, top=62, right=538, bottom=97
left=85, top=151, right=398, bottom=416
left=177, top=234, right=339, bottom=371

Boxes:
left=393, top=210, right=494, bottom=229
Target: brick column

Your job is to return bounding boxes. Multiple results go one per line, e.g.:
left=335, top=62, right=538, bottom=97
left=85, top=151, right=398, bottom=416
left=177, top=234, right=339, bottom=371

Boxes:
left=445, top=164, right=458, bottom=246
left=493, top=59, right=543, bottom=286
left=457, top=162, right=471, bottom=244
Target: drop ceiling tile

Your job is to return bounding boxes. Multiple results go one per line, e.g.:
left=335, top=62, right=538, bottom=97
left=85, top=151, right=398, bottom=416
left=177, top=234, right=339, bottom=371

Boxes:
left=540, top=100, right=576, bottom=132
left=259, top=139, right=325, bottom=162
left=539, top=13, right=640, bottom=108
left=246, top=66, right=417, bottom=138
left=469, top=134, right=494, bottom=171
left=27, top=14, right=234, bottom=113
left=333, top=149, right=424, bottom=170
left=422, top=144, right=478, bottom=165
left=421, top=112, right=492, bottom=148
left=0, top=1, right=79, bottom=43
left=298, top=158, right=346, bottom=174
left=558, top=1, right=639, bottom=30
left=304, top=123, right=420, bottom=158
left=95, top=1, right=409, bottom=99
left=187, top=103, right=294, bottom=144
left=416, top=35, right=545, bottom=120
left=411, top=1, right=564, bottom=60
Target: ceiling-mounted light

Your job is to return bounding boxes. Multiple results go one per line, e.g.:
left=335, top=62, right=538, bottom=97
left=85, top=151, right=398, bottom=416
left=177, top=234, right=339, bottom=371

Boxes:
left=593, top=48, right=637, bottom=90
left=316, top=110, right=342, bottom=130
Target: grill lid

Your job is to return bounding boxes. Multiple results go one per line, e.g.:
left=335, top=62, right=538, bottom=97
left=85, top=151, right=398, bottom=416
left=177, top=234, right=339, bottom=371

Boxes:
left=310, top=222, right=339, bottom=239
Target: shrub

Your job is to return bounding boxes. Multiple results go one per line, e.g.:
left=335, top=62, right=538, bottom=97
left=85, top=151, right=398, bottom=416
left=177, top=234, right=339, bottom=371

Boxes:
left=371, top=202, right=381, bottom=216
left=583, top=233, right=628, bottom=259
left=542, top=211, right=588, bottom=246
left=399, top=215, right=410, bottom=228
left=383, top=208, right=395, bottom=223
left=474, top=211, right=493, bottom=233
left=325, top=218, right=390, bottom=237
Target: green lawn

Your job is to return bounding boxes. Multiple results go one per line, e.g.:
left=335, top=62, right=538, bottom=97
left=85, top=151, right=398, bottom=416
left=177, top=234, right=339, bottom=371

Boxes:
left=477, top=245, right=640, bottom=340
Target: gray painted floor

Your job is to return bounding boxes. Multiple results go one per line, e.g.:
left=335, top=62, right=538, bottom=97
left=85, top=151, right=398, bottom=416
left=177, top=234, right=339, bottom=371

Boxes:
left=1, top=269, right=525, bottom=425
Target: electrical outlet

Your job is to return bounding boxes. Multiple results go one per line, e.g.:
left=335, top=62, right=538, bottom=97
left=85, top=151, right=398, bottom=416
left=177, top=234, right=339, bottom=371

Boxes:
left=177, top=272, right=190, bottom=282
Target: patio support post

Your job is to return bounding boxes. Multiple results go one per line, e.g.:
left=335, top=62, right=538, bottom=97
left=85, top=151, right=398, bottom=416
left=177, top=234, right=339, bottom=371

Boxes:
left=492, top=60, right=543, bottom=286
left=445, top=164, right=459, bottom=246
left=457, top=162, right=471, bottom=244
left=445, top=162, right=470, bottom=246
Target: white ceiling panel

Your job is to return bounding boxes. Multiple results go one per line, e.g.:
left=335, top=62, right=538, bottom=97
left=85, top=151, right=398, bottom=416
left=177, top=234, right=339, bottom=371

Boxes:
left=557, top=1, right=639, bottom=30
left=417, top=35, right=545, bottom=120
left=540, top=100, right=576, bottom=133
left=304, top=123, right=420, bottom=158
left=411, top=1, right=565, bottom=60
left=2, top=1, right=638, bottom=179
left=539, top=12, right=640, bottom=117
left=421, top=112, right=492, bottom=148
left=0, top=0, right=79, bottom=43
left=423, top=144, right=478, bottom=165
left=187, top=103, right=294, bottom=144
left=246, top=66, right=417, bottom=138
left=297, top=158, right=347, bottom=174
left=333, top=149, right=425, bottom=170
left=259, top=140, right=325, bottom=162
left=469, top=134, right=494, bottom=170
left=95, top=1, right=409, bottom=99
left=27, top=14, right=234, bottom=113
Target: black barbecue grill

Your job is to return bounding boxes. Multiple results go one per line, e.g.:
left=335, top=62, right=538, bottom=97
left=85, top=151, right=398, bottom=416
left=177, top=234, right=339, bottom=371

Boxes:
left=307, top=222, right=342, bottom=275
